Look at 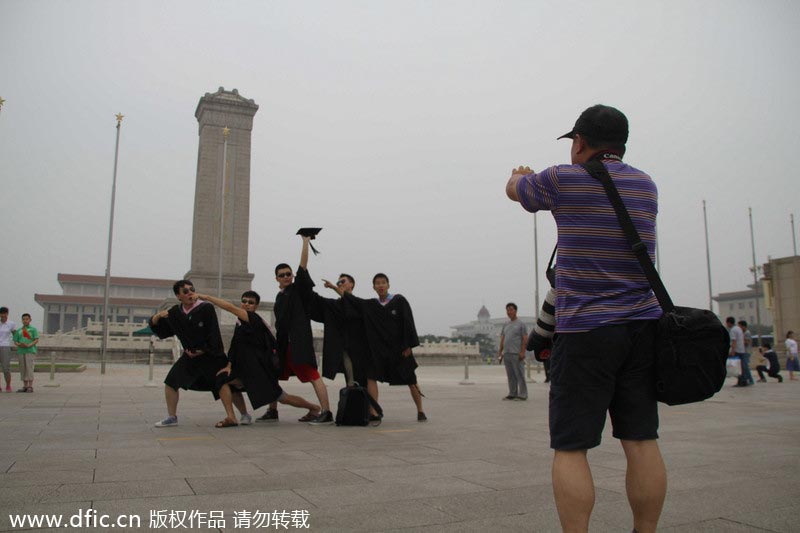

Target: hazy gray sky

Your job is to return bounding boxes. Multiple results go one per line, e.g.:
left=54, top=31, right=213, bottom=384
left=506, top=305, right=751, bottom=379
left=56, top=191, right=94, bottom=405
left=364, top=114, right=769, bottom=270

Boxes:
left=2, top=0, right=799, bottom=335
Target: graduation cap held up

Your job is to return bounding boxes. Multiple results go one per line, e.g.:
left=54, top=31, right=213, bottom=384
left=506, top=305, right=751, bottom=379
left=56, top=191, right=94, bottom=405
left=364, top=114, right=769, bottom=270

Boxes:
left=297, top=227, right=322, bottom=255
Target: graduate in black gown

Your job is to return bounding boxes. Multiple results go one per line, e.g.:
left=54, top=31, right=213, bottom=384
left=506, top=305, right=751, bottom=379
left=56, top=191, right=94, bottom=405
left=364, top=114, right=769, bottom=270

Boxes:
left=307, top=274, right=381, bottom=421
left=361, top=273, right=427, bottom=421
left=261, top=234, right=333, bottom=425
left=309, top=274, right=371, bottom=384
left=196, top=291, right=321, bottom=427
left=149, top=279, right=231, bottom=427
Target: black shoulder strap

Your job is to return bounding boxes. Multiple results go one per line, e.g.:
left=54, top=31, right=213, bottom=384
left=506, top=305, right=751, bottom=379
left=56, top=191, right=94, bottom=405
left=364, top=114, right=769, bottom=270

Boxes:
left=545, top=245, right=557, bottom=288
left=580, top=160, right=674, bottom=313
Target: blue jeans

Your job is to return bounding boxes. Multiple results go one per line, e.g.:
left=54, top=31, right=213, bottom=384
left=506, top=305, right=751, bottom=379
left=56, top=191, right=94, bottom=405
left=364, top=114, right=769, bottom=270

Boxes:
left=736, top=352, right=754, bottom=385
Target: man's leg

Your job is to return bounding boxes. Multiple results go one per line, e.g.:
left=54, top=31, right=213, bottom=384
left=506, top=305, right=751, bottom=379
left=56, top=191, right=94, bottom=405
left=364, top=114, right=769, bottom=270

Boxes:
left=756, top=365, right=767, bottom=381
left=514, top=358, right=528, bottom=398
left=740, top=353, right=754, bottom=384
left=367, top=379, right=379, bottom=401
left=503, top=356, right=517, bottom=397
left=165, top=385, right=179, bottom=417
left=17, top=354, right=26, bottom=391
left=278, top=391, right=320, bottom=412
left=367, top=379, right=380, bottom=417
left=218, top=383, right=237, bottom=422
left=310, top=378, right=330, bottom=412
left=1, top=346, right=11, bottom=389
left=408, top=384, right=424, bottom=413
left=342, top=352, right=354, bottom=387
left=552, top=449, right=594, bottom=533
left=620, top=439, right=666, bottom=533
left=231, top=390, right=247, bottom=415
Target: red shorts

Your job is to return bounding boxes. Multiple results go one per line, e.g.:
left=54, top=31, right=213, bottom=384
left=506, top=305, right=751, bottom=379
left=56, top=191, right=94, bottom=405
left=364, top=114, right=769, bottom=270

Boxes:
left=279, top=345, right=320, bottom=383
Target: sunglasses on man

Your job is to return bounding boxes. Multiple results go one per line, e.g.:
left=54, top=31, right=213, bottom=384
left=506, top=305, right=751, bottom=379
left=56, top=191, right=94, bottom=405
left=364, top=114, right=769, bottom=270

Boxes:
left=276, top=272, right=293, bottom=279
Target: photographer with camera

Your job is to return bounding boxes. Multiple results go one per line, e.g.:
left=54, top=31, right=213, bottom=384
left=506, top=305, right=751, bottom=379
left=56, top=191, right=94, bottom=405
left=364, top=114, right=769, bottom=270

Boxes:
left=506, top=105, right=665, bottom=533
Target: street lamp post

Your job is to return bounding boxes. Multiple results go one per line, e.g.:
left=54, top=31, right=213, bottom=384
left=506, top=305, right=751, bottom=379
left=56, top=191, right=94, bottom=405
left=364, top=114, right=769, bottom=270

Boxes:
left=100, top=113, right=124, bottom=375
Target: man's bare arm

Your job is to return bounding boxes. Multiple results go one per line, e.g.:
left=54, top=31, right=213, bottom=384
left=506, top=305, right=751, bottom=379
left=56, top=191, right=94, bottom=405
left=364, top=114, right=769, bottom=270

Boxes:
left=300, top=236, right=310, bottom=270
left=197, top=293, right=249, bottom=322
left=506, top=166, right=534, bottom=202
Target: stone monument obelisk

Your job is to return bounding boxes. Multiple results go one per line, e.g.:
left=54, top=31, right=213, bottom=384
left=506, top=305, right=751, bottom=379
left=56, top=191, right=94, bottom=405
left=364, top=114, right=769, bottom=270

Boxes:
left=185, top=87, right=258, bottom=299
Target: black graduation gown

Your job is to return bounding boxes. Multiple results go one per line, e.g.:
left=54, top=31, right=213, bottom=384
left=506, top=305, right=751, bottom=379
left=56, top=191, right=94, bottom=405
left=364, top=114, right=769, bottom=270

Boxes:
left=225, top=311, right=283, bottom=410
left=361, top=294, right=420, bottom=386
left=308, top=292, right=372, bottom=385
left=274, top=266, right=317, bottom=368
left=149, top=302, right=228, bottom=399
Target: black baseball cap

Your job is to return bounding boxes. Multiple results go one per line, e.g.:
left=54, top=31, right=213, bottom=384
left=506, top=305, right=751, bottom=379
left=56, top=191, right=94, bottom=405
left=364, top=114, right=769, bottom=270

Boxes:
left=557, top=104, right=628, bottom=144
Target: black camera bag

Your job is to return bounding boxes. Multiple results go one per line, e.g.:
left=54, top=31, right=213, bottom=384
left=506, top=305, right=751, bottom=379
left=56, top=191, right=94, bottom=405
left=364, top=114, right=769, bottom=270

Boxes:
left=581, top=161, right=729, bottom=405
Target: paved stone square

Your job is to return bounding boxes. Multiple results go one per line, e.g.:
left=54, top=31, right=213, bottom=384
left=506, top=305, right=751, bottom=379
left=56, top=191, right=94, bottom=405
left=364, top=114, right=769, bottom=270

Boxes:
left=0, top=364, right=797, bottom=532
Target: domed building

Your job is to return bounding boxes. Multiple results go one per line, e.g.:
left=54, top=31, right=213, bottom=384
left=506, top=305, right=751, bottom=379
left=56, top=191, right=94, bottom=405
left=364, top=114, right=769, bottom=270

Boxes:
left=450, top=304, right=536, bottom=349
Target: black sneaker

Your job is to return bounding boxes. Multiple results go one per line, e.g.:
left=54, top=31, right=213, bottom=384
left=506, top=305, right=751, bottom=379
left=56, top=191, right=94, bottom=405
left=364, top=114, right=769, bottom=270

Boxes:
left=308, top=410, right=334, bottom=425
left=502, top=395, right=516, bottom=401
left=257, top=409, right=279, bottom=422
left=417, top=412, right=427, bottom=422
left=369, top=414, right=382, bottom=427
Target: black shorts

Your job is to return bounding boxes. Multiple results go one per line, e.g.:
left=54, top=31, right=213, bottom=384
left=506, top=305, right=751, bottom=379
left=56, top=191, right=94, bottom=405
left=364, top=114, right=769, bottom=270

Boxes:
left=549, top=320, right=659, bottom=450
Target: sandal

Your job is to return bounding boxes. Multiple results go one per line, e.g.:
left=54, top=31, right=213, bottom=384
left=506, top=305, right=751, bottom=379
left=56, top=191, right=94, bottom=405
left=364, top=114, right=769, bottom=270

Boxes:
left=215, top=418, right=238, bottom=428
left=297, top=410, right=320, bottom=422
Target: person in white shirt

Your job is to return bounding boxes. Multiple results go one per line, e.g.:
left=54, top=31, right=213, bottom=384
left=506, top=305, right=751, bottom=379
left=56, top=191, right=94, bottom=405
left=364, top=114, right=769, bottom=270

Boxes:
left=0, top=307, right=17, bottom=392
left=785, top=331, right=799, bottom=381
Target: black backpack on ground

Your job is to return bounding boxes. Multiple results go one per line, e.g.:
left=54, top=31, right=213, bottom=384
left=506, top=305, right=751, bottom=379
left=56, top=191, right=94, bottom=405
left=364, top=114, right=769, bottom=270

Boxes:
left=335, top=383, right=383, bottom=426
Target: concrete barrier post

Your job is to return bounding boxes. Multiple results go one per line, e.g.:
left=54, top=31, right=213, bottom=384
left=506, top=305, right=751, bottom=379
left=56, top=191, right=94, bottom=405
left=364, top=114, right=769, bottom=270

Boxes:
left=459, top=356, right=474, bottom=385
left=44, top=351, right=60, bottom=388
left=145, top=336, right=159, bottom=387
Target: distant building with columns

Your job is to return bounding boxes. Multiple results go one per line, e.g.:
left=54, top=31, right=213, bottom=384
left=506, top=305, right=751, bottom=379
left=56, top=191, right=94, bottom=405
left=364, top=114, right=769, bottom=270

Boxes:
left=34, top=274, right=174, bottom=334
left=712, top=285, right=772, bottom=331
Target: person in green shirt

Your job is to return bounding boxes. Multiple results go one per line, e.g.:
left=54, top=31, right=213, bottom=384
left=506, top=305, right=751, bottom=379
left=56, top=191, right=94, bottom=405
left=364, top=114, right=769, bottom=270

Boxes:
left=13, top=313, right=38, bottom=393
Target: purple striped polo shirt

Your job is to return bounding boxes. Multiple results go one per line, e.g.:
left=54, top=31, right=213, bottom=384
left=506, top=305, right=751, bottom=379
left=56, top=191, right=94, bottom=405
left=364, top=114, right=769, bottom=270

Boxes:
left=516, top=158, right=662, bottom=333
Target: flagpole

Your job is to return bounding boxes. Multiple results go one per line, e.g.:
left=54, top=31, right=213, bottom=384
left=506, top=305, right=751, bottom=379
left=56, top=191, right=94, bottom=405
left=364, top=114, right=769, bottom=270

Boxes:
left=100, top=113, right=124, bottom=375
left=791, top=213, right=797, bottom=256
left=217, top=127, right=230, bottom=298
left=703, top=200, right=713, bottom=311
left=533, top=213, right=540, bottom=313
left=748, top=207, right=762, bottom=331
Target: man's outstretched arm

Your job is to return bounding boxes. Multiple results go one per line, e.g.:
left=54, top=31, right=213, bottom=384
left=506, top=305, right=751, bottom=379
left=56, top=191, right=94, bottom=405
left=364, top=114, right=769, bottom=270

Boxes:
left=197, top=293, right=249, bottom=323
left=505, top=165, right=533, bottom=202
left=300, top=235, right=311, bottom=270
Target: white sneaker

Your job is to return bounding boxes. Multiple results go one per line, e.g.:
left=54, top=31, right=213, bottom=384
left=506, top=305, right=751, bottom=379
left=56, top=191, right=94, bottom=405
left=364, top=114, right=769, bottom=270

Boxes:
left=154, top=416, right=178, bottom=427
left=240, top=413, right=253, bottom=425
